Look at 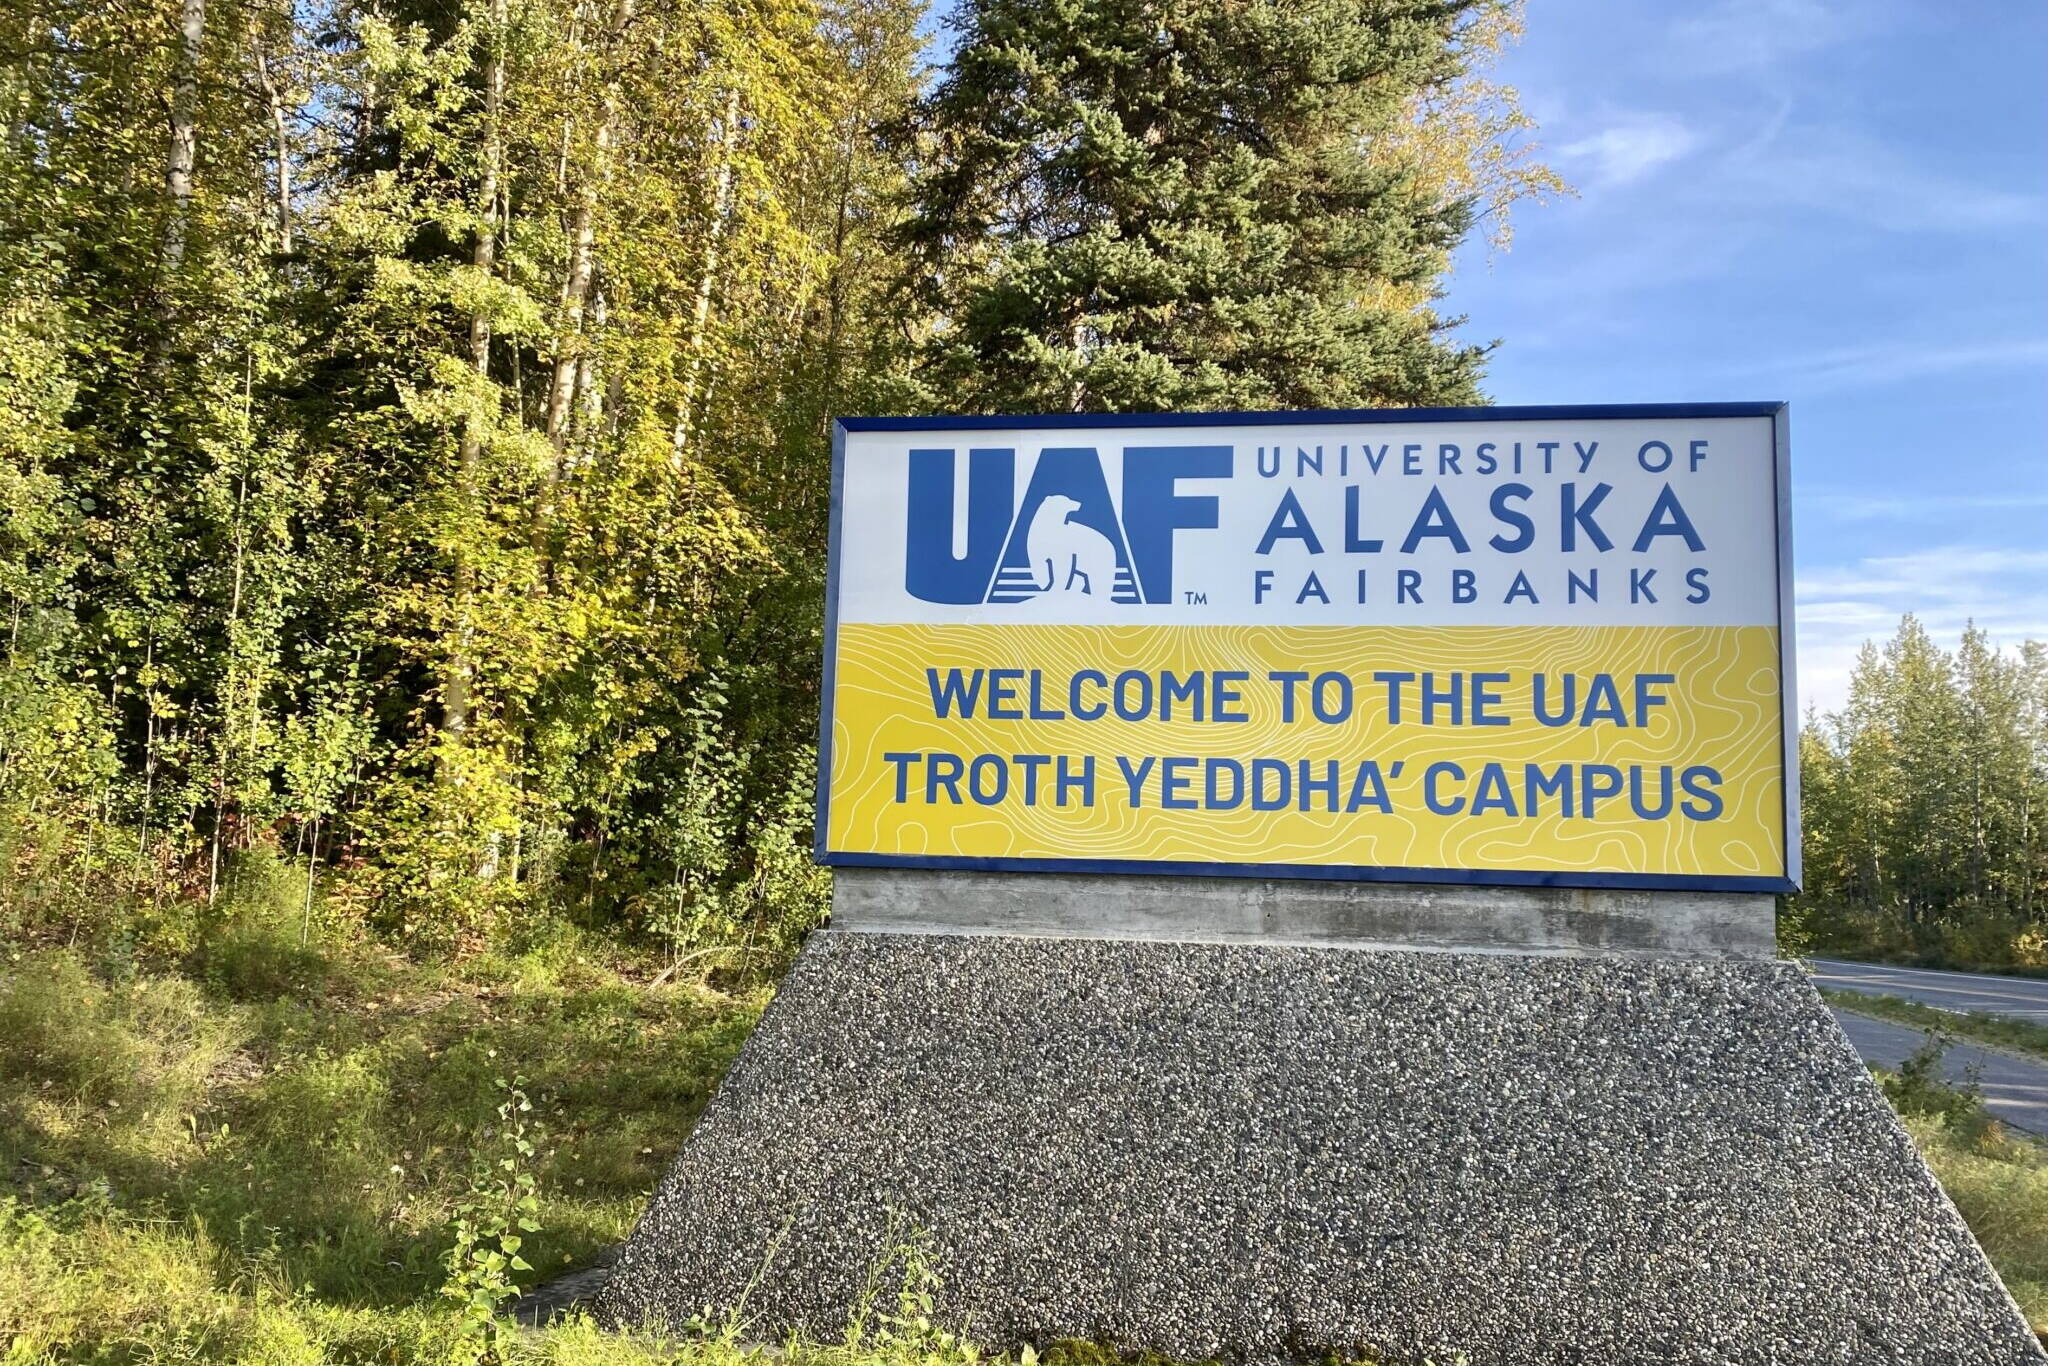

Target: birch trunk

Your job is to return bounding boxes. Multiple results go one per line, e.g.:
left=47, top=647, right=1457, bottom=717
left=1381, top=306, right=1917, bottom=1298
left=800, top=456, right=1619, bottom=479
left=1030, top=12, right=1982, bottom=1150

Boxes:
left=544, top=114, right=608, bottom=453
left=443, top=0, right=507, bottom=754
left=162, top=0, right=206, bottom=275
left=670, top=87, right=740, bottom=469
left=256, top=48, right=293, bottom=252
left=577, top=289, right=608, bottom=431
left=544, top=0, right=634, bottom=457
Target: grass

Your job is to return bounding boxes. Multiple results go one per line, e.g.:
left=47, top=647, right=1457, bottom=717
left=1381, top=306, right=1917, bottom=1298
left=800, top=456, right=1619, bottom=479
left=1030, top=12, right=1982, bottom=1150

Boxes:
left=1821, top=987, right=2048, bottom=1062
left=1879, top=1037, right=2048, bottom=1328
left=1912, top=1115, right=2048, bottom=1326
left=0, top=905, right=788, bottom=1364
left=4, top=908, right=2047, bottom=1361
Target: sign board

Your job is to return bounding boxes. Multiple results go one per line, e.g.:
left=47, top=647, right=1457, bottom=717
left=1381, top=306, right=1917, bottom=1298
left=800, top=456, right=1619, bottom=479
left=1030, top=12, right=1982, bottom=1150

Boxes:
left=816, top=404, right=1797, bottom=893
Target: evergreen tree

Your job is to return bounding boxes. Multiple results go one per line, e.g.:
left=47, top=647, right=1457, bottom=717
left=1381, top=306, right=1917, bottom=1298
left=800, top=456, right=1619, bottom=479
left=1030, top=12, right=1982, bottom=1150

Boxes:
left=892, top=0, right=1544, bottom=413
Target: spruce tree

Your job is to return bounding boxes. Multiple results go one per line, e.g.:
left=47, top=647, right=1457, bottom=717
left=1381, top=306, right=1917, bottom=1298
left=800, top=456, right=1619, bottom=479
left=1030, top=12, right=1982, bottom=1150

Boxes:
left=895, top=0, right=1501, bottom=413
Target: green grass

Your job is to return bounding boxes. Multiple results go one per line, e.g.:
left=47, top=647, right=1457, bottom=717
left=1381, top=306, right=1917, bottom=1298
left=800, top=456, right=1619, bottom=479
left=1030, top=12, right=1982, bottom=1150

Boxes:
left=5, top=914, right=2047, bottom=1361
left=1911, top=1114, right=2048, bottom=1327
left=0, top=910, right=786, bottom=1363
left=1821, top=987, right=2048, bottom=1062
left=1865, top=1033, right=2048, bottom=1331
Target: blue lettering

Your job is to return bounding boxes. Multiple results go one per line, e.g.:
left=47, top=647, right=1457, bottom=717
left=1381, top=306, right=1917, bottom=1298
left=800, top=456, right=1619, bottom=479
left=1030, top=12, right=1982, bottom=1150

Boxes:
left=1580, top=674, right=1626, bottom=726
left=1472, top=673, right=1509, bottom=726
left=1681, top=765, right=1724, bottom=820
left=1471, top=763, right=1516, bottom=816
left=927, top=668, right=982, bottom=718
left=1206, top=759, right=1245, bottom=810
left=1580, top=763, right=1623, bottom=816
left=1633, top=484, right=1705, bottom=552
left=1256, top=487, right=1323, bottom=554
left=1424, top=762, right=1465, bottom=814
left=1561, top=481, right=1614, bottom=552
left=1343, top=485, right=1384, bottom=553
left=1015, top=753, right=1050, bottom=805
left=1269, top=670, right=1309, bottom=723
left=1488, top=483, right=1534, bottom=552
left=1629, top=766, right=1673, bottom=820
left=1116, top=754, right=1155, bottom=806
left=1070, top=670, right=1108, bottom=721
left=927, top=752, right=964, bottom=804
left=969, top=754, right=1007, bottom=805
left=1400, top=485, right=1470, bottom=553
left=1056, top=755, right=1095, bottom=806
left=1251, top=758, right=1291, bottom=810
left=1525, top=764, right=1573, bottom=817
left=1213, top=671, right=1249, bottom=722
left=1635, top=674, right=1673, bottom=727
left=986, top=669, right=1024, bottom=719
left=1299, top=760, right=1340, bottom=811
left=1346, top=762, right=1392, bottom=814
left=1123, top=444, right=1230, bottom=603
left=906, top=448, right=1012, bottom=603
left=884, top=752, right=918, bottom=803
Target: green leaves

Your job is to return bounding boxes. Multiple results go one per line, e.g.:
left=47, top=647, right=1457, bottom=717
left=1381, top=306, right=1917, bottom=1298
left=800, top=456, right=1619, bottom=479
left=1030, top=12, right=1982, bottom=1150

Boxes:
left=441, top=1075, right=547, bottom=1360
left=1795, top=616, right=2048, bottom=967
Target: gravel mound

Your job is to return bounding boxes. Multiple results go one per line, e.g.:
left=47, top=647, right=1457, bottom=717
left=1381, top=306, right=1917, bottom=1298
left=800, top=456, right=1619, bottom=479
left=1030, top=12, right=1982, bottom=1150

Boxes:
left=598, top=931, right=2043, bottom=1365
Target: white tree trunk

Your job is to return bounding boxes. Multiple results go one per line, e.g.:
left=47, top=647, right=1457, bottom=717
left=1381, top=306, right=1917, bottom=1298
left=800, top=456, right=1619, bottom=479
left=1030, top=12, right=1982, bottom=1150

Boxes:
left=162, top=0, right=206, bottom=272
left=670, top=87, right=740, bottom=470
left=545, top=115, right=608, bottom=453
left=256, top=47, right=293, bottom=252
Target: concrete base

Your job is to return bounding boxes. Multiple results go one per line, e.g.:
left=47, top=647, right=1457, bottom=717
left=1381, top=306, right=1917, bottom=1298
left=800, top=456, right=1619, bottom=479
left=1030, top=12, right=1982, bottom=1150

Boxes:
left=832, top=866, right=1776, bottom=959
left=598, top=931, right=2042, bottom=1365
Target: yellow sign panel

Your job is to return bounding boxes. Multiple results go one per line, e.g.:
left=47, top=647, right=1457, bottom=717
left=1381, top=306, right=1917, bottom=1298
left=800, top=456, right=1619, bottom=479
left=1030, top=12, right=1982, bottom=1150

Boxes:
left=821, top=409, right=1796, bottom=891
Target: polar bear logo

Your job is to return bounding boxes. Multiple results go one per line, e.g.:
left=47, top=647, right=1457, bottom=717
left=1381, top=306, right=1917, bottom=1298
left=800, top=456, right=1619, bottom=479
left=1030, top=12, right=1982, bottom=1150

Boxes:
left=1025, top=493, right=1120, bottom=598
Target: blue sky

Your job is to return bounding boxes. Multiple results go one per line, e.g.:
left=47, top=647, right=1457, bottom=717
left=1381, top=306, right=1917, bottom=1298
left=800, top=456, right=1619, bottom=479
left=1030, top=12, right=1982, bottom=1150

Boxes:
left=917, top=0, right=2046, bottom=711
left=1448, top=0, right=2048, bottom=711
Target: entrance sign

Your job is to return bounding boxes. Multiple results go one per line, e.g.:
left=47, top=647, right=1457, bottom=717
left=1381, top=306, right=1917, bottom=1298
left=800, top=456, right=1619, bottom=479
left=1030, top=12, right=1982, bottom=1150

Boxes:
left=817, top=404, right=1796, bottom=892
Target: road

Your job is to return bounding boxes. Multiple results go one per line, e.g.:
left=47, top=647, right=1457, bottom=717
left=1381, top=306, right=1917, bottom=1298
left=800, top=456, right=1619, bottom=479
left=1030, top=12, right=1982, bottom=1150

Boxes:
left=1812, top=957, right=2048, bottom=1021
left=1829, top=1005, right=2048, bottom=1136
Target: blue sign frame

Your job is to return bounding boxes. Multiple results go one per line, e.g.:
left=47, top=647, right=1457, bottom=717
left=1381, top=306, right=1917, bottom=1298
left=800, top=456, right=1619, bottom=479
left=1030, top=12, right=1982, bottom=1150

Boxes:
left=815, top=402, right=1799, bottom=895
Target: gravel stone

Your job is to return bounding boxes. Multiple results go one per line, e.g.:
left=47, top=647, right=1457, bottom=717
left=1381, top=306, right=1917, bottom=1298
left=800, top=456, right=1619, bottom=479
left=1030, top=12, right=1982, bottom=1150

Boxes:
left=596, top=931, right=2045, bottom=1365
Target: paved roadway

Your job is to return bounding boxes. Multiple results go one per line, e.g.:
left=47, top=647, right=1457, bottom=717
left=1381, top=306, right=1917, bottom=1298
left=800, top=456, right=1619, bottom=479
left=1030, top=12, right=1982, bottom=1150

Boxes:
left=1829, top=1005, right=2048, bottom=1136
left=1812, top=957, right=2048, bottom=1021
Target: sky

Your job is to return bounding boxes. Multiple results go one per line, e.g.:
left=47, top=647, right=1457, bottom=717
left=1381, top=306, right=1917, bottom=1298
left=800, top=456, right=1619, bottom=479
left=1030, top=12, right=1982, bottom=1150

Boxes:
left=914, top=0, right=2048, bottom=713
left=1446, top=0, right=2048, bottom=712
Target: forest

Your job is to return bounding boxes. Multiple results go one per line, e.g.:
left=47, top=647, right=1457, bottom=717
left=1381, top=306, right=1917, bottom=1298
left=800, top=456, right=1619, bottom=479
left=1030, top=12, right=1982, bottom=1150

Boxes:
left=1794, top=616, right=2048, bottom=970
left=0, top=0, right=1560, bottom=971
left=1, top=0, right=2039, bottom=976
left=3, top=0, right=2048, bottom=1358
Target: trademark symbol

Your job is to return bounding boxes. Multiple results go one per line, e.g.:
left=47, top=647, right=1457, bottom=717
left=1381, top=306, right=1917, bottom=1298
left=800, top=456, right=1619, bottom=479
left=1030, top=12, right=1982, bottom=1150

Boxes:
left=1183, top=590, right=1208, bottom=605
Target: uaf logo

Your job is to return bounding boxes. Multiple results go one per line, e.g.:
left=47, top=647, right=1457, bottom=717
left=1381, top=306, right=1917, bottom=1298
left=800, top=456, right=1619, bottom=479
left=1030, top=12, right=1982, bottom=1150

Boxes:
left=904, top=445, right=1231, bottom=606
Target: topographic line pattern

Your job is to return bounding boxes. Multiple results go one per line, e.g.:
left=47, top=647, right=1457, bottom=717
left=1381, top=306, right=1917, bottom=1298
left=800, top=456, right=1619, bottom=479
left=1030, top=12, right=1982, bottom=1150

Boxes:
left=827, top=624, right=1783, bottom=878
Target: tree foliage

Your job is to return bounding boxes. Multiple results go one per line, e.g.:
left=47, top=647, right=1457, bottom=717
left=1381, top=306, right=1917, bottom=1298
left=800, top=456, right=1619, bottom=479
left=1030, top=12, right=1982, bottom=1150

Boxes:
left=891, top=0, right=1555, bottom=414
left=0, top=0, right=1551, bottom=960
left=1794, top=617, right=2048, bottom=968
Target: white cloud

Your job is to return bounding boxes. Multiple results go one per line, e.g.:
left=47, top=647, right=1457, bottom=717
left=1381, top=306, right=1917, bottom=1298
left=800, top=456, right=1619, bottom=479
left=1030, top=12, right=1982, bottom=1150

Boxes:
left=1549, top=98, right=2043, bottom=243
left=1794, top=546, right=2048, bottom=711
left=1729, top=338, right=2048, bottom=395
left=1725, top=127, right=2048, bottom=234
left=1484, top=112, right=2043, bottom=341
left=1670, top=0, right=1893, bottom=75
left=1807, top=488, right=2048, bottom=522
left=1557, top=115, right=1701, bottom=186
